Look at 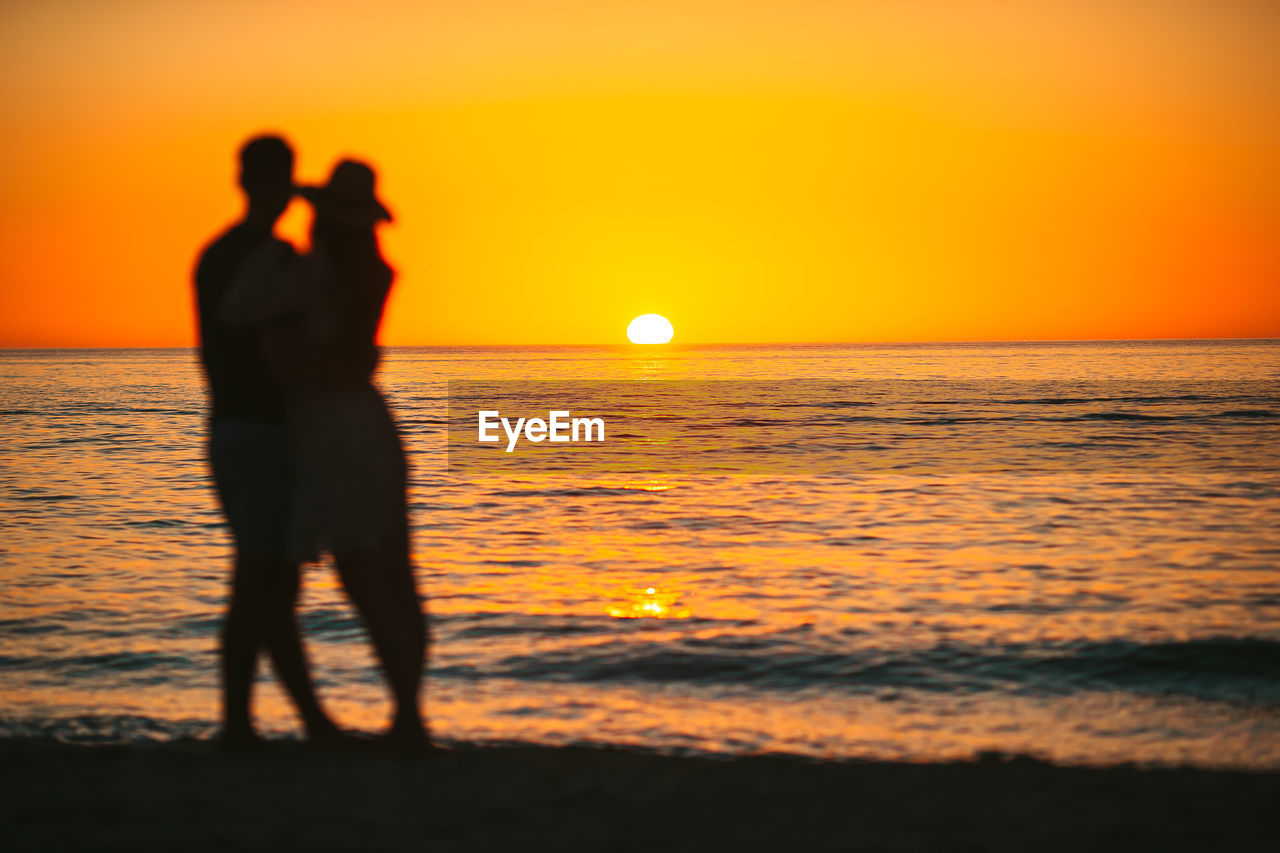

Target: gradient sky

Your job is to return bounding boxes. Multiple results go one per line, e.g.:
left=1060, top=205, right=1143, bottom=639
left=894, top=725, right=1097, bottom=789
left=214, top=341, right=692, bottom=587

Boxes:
left=1, top=0, right=1277, bottom=346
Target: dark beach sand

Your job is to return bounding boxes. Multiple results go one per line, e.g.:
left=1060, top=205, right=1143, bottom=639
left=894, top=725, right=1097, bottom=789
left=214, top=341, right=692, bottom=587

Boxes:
left=2, top=740, right=1276, bottom=851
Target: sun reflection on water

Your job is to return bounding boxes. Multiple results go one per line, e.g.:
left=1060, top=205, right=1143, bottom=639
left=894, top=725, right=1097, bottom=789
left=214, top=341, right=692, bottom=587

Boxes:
left=622, top=479, right=675, bottom=492
left=607, top=586, right=690, bottom=619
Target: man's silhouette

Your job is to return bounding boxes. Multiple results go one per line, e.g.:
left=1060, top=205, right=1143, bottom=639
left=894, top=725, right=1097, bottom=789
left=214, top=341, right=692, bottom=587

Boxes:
left=194, top=135, right=339, bottom=745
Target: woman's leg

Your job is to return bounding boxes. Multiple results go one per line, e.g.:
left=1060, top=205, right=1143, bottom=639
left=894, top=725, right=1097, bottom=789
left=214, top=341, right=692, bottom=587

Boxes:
left=334, top=542, right=426, bottom=742
left=389, top=527, right=427, bottom=690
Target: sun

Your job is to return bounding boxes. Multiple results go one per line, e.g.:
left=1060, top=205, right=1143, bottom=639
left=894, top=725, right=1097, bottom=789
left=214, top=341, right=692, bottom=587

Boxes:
left=627, top=314, right=674, bottom=344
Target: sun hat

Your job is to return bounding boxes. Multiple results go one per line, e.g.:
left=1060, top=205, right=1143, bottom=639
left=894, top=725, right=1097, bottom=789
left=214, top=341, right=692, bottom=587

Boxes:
left=299, top=159, right=393, bottom=225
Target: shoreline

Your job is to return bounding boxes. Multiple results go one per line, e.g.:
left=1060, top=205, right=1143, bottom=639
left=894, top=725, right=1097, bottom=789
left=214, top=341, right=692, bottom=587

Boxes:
left=3, top=740, right=1276, bottom=851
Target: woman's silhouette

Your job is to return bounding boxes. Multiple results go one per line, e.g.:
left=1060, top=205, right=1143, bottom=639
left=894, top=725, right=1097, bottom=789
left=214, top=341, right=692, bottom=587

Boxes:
left=223, top=159, right=427, bottom=745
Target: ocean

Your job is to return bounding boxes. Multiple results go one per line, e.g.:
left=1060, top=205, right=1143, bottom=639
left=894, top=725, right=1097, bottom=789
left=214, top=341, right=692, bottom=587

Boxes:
left=2, top=341, right=1278, bottom=768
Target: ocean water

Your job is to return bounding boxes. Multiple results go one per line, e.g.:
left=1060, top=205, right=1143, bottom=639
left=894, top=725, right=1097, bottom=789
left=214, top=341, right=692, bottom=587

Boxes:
left=2, top=341, right=1279, bottom=768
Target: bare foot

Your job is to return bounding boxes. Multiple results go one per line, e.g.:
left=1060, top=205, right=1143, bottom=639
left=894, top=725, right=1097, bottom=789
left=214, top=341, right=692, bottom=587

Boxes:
left=305, top=718, right=349, bottom=746
left=382, top=720, right=432, bottom=754
left=218, top=727, right=264, bottom=755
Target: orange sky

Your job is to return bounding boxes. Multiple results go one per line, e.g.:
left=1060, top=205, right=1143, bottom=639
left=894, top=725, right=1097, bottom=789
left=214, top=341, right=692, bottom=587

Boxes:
left=1, top=0, right=1277, bottom=346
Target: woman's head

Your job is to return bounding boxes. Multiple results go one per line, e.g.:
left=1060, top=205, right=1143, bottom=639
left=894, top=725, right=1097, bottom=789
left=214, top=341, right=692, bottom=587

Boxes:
left=304, top=159, right=391, bottom=258
left=300, top=159, right=391, bottom=228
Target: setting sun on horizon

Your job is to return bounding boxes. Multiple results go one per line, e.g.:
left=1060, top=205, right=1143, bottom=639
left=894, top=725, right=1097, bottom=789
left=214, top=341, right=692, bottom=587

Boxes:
left=627, top=314, right=674, bottom=344
left=1, top=1, right=1278, bottom=347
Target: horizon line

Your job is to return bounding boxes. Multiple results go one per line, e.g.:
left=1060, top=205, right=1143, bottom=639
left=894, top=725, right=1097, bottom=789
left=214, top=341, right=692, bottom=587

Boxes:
left=2, top=335, right=1278, bottom=352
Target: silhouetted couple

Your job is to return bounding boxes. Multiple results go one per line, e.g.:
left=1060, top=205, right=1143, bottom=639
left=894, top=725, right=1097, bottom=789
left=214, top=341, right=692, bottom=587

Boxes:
left=194, top=135, right=426, bottom=748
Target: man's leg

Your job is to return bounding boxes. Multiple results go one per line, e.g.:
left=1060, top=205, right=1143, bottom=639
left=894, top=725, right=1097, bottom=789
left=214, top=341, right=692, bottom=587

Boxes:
left=221, top=553, right=262, bottom=745
left=258, top=558, right=343, bottom=740
left=212, top=418, right=340, bottom=741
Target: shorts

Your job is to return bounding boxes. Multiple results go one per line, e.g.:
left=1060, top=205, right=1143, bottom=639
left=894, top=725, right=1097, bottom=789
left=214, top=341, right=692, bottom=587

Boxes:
left=208, top=418, right=292, bottom=559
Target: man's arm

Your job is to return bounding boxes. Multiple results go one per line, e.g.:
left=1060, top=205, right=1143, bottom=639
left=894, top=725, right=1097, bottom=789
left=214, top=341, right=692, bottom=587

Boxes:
left=219, top=240, right=302, bottom=327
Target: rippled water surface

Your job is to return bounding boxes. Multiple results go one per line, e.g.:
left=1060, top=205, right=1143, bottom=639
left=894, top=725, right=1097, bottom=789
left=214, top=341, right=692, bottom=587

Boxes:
left=2, top=341, right=1279, bottom=767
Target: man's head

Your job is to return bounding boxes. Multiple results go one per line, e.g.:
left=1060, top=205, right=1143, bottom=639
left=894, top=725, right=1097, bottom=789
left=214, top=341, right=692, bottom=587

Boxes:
left=237, top=134, right=294, bottom=223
